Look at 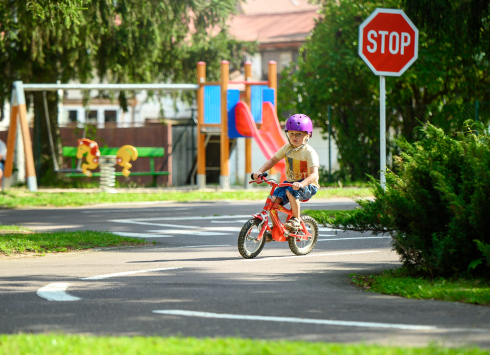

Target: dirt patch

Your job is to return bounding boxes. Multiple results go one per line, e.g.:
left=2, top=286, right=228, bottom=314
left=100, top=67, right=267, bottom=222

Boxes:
left=0, top=230, right=33, bottom=235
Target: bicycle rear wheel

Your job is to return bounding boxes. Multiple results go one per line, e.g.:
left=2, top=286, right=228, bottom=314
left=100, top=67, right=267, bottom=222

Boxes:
left=288, top=215, right=318, bottom=255
left=238, top=218, right=266, bottom=259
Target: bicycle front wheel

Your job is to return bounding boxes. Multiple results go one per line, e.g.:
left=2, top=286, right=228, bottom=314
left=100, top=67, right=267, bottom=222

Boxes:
left=288, top=215, right=319, bottom=256
left=238, top=218, right=266, bottom=259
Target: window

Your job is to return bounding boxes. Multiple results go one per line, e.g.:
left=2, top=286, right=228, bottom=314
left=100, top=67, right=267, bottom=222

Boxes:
left=104, top=110, right=117, bottom=123
left=68, top=110, right=78, bottom=122
left=87, top=110, right=98, bottom=124
left=278, top=52, right=293, bottom=71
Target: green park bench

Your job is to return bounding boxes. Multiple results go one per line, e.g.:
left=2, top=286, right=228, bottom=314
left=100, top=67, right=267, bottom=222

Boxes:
left=62, top=147, right=168, bottom=183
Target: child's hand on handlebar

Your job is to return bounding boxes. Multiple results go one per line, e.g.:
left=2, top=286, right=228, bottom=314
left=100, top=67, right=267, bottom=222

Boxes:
left=292, top=182, right=303, bottom=190
left=252, top=172, right=268, bottom=180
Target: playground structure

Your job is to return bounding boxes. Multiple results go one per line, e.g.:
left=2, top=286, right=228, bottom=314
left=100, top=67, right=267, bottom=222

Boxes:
left=74, top=139, right=139, bottom=191
left=196, top=60, right=286, bottom=190
left=4, top=82, right=197, bottom=192
left=4, top=61, right=286, bottom=191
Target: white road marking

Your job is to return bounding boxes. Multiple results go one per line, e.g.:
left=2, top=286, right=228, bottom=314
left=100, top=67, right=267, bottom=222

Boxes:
left=113, top=232, right=175, bottom=238
left=152, top=310, right=488, bottom=332
left=110, top=215, right=251, bottom=223
left=82, top=208, right=189, bottom=213
left=211, top=220, right=249, bottom=224
left=318, top=227, right=339, bottom=232
left=244, top=250, right=379, bottom=261
left=317, top=237, right=391, bottom=241
left=81, top=267, right=183, bottom=280
left=111, top=221, right=203, bottom=228
left=37, top=283, right=81, bottom=301
left=156, top=244, right=232, bottom=250
left=204, top=227, right=242, bottom=232
left=148, top=230, right=231, bottom=236
left=318, top=234, right=337, bottom=237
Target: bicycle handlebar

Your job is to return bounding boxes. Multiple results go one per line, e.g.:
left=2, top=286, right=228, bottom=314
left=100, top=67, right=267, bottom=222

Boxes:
left=249, top=173, right=305, bottom=192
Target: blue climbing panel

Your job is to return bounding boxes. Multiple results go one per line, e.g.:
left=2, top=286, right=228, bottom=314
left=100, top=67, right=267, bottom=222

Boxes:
left=251, top=85, right=268, bottom=123
left=227, top=89, right=242, bottom=138
left=263, top=88, right=275, bottom=105
left=204, top=85, right=221, bottom=124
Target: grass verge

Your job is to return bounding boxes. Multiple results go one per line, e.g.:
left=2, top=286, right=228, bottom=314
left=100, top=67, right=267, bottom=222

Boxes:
left=0, top=335, right=488, bottom=355
left=350, top=269, right=490, bottom=306
left=0, top=188, right=371, bottom=208
left=0, top=230, right=147, bottom=256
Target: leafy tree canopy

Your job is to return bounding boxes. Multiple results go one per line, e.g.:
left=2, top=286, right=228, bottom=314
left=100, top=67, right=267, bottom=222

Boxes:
left=279, top=0, right=490, bottom=181
left=26, top=0, right=86, bottom=28
left=0, top=0, right=252, bottom=182
left=402, top=0, right=490, bottom=56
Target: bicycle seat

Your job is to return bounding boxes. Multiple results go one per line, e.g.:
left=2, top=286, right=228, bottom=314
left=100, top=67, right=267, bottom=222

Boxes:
left=301, top=199, right=310, bottom=203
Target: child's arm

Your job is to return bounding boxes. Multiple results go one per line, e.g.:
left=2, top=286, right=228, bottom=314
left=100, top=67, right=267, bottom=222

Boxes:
left=253, top=156, right=280, bottom=180
left=292, top=166, right=319, bottom=190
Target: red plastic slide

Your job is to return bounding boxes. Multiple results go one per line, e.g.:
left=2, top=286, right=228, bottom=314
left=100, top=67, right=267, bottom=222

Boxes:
left=235, top=101, right=287, bottom=181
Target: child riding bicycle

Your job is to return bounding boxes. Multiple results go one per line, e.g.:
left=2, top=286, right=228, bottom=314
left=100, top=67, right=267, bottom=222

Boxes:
left=253, top=114, right=319, bottom=231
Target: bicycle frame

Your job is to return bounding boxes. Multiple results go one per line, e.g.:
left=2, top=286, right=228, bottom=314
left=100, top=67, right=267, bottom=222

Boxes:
left=250, top=177, right=312, bottom=243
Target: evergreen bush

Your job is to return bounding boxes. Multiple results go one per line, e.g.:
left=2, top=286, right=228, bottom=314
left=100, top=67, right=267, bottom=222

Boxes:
left=328, top=121, right=490, bottom=277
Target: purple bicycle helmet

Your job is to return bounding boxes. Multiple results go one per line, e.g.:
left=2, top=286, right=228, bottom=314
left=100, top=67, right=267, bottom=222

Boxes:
left=286, top=114, right=313, bottom=136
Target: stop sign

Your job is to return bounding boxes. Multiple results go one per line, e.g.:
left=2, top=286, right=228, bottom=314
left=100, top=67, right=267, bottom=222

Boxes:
left=359, top=8, right=418, bottom=76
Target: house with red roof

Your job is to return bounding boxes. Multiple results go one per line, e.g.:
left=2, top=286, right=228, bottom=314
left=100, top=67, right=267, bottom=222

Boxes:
left=229, top=0, right=320, bottom=80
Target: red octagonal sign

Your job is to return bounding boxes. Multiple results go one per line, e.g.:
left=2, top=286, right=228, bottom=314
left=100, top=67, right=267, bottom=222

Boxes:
left=359, top=8, right=418, bottom=76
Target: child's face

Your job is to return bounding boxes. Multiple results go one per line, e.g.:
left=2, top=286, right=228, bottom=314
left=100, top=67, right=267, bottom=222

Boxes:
left=288, top=130, right=309, bottom=148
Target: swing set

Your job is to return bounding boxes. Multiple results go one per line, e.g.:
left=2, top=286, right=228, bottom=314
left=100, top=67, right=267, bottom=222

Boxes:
left=4, top=81, right=198, bottom=191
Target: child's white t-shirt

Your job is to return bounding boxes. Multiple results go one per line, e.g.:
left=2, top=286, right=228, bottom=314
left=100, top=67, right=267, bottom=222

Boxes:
left=274, top=144, right=320, bottom=188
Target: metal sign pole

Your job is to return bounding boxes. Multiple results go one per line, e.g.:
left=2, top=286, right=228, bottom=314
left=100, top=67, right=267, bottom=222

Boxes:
left=380, top=75, right=386, bottom=189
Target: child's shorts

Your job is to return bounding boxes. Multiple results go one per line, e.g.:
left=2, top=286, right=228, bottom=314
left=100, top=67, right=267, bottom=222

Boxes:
left=272, top=179, right=318, bottom=205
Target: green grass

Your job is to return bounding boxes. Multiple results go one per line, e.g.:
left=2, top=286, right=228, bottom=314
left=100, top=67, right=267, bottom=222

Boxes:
left=0, top=230, right=147, bottom=256
left=0, top=335, right=488, bottom=355
left=0, top=188, right=372, bottom=208
left=350, top=269, right=490, bottom=306
left=0, top=225, right=30, bottom=232
left=303, top=209, right=358, bottom=225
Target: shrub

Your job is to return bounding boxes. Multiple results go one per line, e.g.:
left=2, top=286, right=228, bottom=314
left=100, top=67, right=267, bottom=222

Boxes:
left=328, top=121, right=490, bottom=277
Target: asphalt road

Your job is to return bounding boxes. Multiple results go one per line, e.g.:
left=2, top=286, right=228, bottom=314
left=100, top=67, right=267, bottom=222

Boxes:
left=0, top=200, right=489, bottom=347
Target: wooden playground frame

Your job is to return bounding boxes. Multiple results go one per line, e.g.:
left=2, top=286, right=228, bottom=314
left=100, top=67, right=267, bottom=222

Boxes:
left=196, top=60, right=278, bottom=189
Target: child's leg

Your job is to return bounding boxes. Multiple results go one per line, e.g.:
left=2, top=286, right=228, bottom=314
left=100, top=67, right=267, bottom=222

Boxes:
left=271, top=196, right=282, bottom=204
left=286, top=190, right=300, bottom=219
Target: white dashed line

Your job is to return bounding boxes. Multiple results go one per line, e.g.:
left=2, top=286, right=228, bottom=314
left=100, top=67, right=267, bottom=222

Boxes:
left=148, top=230, right=231, bottom=236
left=113, top=232, right=175, bottom=238
left=318, top=227, right=339, bottom=232
left=82, top=208, right=190, bottom=213
left=211, top=220, right=249, bottom=224
left=156, top=244, right=232, bottom=250
left=152, top=310, right=488, bottom=332
left=110, top=215, right=251, bottom=224
left=81, top=267, right=183, bottom=280
left=37, top=283, right=81, bottom=301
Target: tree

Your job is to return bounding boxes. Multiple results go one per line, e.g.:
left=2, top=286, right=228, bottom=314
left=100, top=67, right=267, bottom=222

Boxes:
left=327, top=122, right=490, bottom=277
left=402, top=0, right=490, bottom=57
left=0, top=0, right=252, bottom=183
left=279, top=0, right=490, bottom=181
